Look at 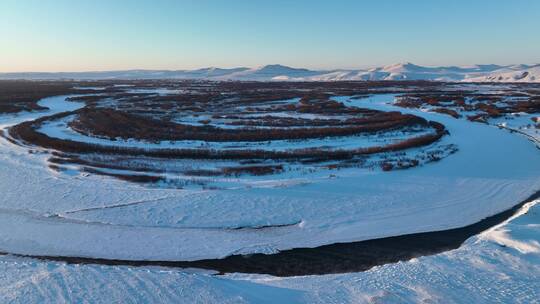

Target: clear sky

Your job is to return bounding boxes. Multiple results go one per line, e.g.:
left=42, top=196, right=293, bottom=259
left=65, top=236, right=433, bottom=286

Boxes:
left=1, top=0, right=539, bottom=72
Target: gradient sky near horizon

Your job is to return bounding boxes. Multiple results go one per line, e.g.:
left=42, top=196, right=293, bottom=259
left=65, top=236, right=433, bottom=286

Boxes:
left=1, top=0, right=539, bottom=72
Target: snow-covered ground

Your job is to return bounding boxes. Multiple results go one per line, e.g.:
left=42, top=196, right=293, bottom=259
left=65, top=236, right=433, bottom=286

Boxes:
left=0, top=198, right=538, bottom=303
left=234, top=198, right=540, bottom=303
left=0, top=91, right=539, bottom=302
left=490, top=113, right=540, bottom=148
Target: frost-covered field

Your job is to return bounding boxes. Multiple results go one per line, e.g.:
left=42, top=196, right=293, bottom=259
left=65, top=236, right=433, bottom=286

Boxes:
left=0, top=81, right=539, bottom=303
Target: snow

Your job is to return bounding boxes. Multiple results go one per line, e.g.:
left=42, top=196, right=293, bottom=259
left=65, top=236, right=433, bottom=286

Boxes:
left=0, top=255, right=306, bottom=303
left=237, top=200, right=540, bottom=303
left=0, top=199, right=538, bottom=303
left=3, top=63, right=540, bottom=82
left=0, top=90, right=540, bottom=302
left=0, top=95, right=84, bottom=130
left=0, top=94, right=539, bottom=262
left=465, top=65, right=540, bottom=83
left=489, top=113, right=540, bottom=148
left=215, top=64, right=322, bottom=81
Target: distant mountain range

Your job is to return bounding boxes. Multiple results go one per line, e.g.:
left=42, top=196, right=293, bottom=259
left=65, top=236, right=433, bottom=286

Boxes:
left=2, top=63, right=539, bottom=82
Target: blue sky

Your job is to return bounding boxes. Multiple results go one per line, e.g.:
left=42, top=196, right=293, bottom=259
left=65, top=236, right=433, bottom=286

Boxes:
left=1, top=0, right=539, bottom=72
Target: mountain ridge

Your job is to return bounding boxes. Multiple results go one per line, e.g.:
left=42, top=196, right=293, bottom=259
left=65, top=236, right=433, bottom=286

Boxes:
left=1, top=63, right=539, bottom=82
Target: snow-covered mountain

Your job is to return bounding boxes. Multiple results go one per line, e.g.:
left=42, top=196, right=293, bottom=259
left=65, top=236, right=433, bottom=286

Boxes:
left=2, top=63, right=539, bottom=82
left=307, top=63, right=540, bottom=82
left=0, top=68, right=250, bottom=80
left=464, top=64, right=540, bottom=82
left=217, top=64, right=322, bottom=81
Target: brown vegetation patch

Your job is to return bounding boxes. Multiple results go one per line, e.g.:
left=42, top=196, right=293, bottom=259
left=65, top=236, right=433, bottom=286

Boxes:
left=431, top=107, right=461, bottom=118
left=399, top=88, right=540, bottom=121
left=0, top=81, right=80, bottom=113
left=67, top=107, right=427, bottom=142
left=81, top=167, right=164, bottom=184
left=221, top=164, right=284, bottom=176
left=9, top=114, right=447, bottom=162
left=4, top=79, right=467, bottom=182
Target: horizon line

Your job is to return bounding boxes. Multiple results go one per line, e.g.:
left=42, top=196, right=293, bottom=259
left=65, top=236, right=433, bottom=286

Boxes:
left=2, top=62, right=540, bottom=74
